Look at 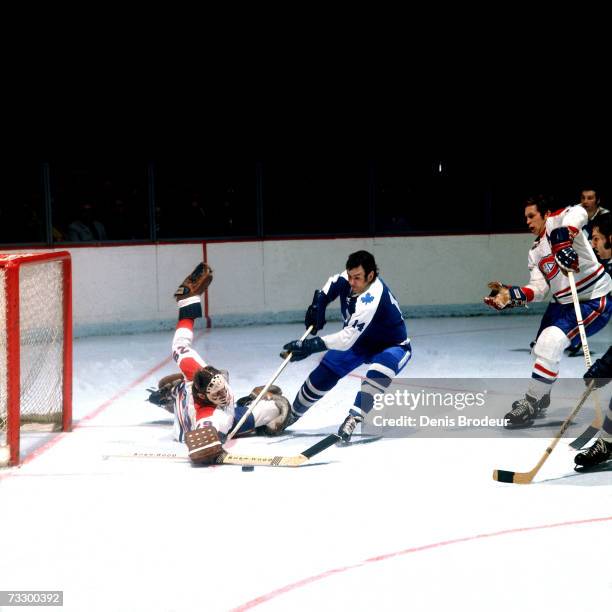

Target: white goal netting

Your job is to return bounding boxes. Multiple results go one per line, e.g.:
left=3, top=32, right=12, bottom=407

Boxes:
left=1, top=258, right=66, bottom=459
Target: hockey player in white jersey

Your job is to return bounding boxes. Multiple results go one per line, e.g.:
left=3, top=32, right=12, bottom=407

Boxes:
left=279, top=250, right=412, bottom=442
left=147, top=263, right=291, bottom=463
left=485, top=195, right=612, bottom=427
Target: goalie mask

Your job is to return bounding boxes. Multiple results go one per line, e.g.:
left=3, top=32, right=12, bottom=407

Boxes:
left=193, top=365, right=231, bottom=406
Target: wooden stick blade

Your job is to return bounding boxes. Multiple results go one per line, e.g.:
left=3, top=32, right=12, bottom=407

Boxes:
left=493, top=468, right=534, bottom=485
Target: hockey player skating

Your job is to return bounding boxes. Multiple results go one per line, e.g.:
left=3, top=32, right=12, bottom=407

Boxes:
left=484, top=196, right=612, bottom=427
left=147, top=263, right=291, bottom=463
left=574, top=345, right=612, bottom=470
left=279, top=250, right=412, bottom=443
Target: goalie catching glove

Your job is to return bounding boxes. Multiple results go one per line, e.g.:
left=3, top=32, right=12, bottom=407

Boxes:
left=146, top=372, right=184, bottom=413
left=174, top=262, right=214, bottom=302
left=483, top=282, right=528, bottom=311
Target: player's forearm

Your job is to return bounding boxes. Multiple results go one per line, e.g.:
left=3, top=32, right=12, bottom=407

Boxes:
left=525, top=264, right=549, bottom=302
left=523, top=284, right=548, bottom=302
left=322, top=326, right=359, bottom=350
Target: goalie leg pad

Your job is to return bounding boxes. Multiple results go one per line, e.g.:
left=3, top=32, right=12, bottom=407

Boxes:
left=258, top=395, right=292, bottom=435
left=251, top=384, right=282, bottom=398
left=185, top=424, right=224, bottom=464
left=237, top=385, right=283, bottom=408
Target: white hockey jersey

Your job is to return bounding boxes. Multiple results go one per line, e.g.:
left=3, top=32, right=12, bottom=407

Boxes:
left=525, top=205, right=612, bottom=305
left=171, top=321, right=235, bottom=439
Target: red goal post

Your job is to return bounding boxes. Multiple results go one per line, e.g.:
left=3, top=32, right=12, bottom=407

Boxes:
left=0, top=251, right=72, bottom=467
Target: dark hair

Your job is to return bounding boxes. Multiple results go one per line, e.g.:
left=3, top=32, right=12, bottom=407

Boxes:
left=524, top=194, right=552, bottom=217
left=192, top=365, right=222, bottom=401
left=592, top=212, right=612, bottom=247
left=346, top=250, right=378, bottom=278
left=581, top=188, right=600, bottom=203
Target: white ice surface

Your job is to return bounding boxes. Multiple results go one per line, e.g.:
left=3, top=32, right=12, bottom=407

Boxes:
left=1, top=317, right=611, bottom=612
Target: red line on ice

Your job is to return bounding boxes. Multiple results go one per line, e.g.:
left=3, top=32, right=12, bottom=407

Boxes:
left=231, top=515, right=612, bottom=610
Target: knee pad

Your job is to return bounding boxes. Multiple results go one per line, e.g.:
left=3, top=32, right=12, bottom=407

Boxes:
left=251, top=396, right=290, bottom=430
left=533, top=326, right=570, bottom=366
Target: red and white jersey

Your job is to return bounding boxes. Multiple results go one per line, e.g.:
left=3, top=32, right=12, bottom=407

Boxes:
left=525, top=205, right=612, bottom=304
left=171, top=319, right=236, bottom=439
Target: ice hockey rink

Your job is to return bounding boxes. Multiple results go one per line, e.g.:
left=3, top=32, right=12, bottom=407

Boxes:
left=1, top=316, right=611, bottom=612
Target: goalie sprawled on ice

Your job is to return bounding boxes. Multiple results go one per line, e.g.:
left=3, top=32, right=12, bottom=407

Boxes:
left=146, top=262, right=291, bottom=464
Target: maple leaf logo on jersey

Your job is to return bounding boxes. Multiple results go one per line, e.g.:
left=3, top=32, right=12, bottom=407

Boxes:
left=361, top=292, right=375, bottom=304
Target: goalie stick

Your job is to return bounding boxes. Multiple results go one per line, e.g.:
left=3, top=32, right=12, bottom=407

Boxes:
left=217, top=433, right=340, bottom=466
left=104, top=433, right=341, bottom=467
left=493, top=380, right=595, bottom=484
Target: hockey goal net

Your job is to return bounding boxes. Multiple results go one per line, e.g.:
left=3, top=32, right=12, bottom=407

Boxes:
left=0, top=252, right=72, bottom=467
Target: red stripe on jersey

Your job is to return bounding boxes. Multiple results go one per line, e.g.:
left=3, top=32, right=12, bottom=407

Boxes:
left=521, top=287, right=535, bottom=301
left=551, top=240, right=572, bottom=254
left=179, top=356, right=203, bottom=381
left=554, top=265, right=604, bottom=297
left=195, top=404, right=215, bottom=421
left=567, top=296, right=607, bottom=339
left=177, top=318, right=195, bottom=331
left=534, top=363, right=557, bottom=378
left=548, top=208, right=567, bottom=218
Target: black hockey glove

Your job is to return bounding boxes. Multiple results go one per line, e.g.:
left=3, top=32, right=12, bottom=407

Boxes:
left=281, top=337, right=327, bottom=362
left=550, top=227, right=579, bottom=273
left=584, top=346, right=612, bottom=388
left=305, top=290, right=326, bottom=335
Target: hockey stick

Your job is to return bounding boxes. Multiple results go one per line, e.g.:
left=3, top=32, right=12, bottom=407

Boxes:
left=226, top=325, right=314, bottom=441
left=493, top=380, right=595, bottom=484
left=217, top=433, right=340, bottom=466
left=565, top=270, right=604, bottom=449
left=103, top=433, right=340, bottom=467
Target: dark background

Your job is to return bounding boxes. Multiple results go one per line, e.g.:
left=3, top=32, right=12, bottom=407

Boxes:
left=1, top=156, right=608, bottom=246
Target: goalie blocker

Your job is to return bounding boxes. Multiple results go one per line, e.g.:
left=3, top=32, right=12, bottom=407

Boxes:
left=185, top=424, right=224, bottom=464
